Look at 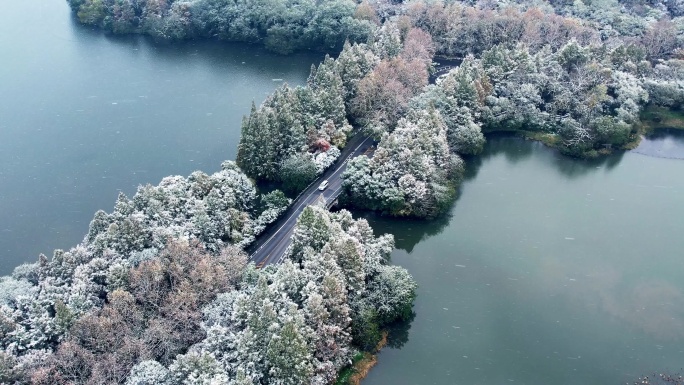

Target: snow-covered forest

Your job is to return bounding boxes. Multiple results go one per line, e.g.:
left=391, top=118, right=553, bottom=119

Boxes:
left=235, top=55, right=355, bottom=188
left=0, top=164, right=416, bottom=384
left=2, top=0, right=682, bottom=382
left=227, top=0, right=683, bottom=217
left=65, top=0, right=377, bottom=54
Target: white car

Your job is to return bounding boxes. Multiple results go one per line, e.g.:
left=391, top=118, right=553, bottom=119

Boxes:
left=318, top=180, right=329, bottom=191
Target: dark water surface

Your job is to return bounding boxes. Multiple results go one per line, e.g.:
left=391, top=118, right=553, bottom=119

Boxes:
left=0, top=0, right=322, bottom=273
left=361, top=136, right=684, bottom=385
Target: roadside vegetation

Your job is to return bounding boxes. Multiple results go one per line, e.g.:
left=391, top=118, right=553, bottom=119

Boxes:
left=0, top=178, right=416, bottom=384
left=226, top=0, right=683, bottom=218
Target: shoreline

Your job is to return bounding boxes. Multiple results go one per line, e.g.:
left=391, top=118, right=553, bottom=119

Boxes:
left=336, top=332, right=388, bottom=385
left=485, top=106, right=684, bottom=159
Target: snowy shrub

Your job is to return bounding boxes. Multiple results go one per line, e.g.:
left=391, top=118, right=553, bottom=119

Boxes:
left=126, top=360, right=174, bottom=385
left=11, top=263, right=39, bottom=285
left=0, top=278, right=36, bottom=307
left=280, top=154, right=319, bottom=194
left=313, top=147, right=341, bottom=174
left=169, top=352, right=230, bottom=385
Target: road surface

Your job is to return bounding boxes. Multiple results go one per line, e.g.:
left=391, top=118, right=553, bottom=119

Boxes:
left=248, top=135, right=375, bottom=266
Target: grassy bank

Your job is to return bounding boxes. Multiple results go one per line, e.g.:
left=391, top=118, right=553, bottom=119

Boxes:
left=639, top=105, right=684, bottom=132
left=626, top=105, right=684, bottom=149
left=335, top=332, right=388, bottom=385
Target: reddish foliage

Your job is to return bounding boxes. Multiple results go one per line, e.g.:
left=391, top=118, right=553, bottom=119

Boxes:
left=315, top=138, right=332, bottom=152
left=28, top=240, right=247, bottom=385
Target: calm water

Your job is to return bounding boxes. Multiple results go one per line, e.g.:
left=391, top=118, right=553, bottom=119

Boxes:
left=0, top=0, right=322, bottom=273
left=361, top=136, right=684, bottom=385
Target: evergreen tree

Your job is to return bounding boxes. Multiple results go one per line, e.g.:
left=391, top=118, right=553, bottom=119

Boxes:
left=265, top=306, right=313, bottom=385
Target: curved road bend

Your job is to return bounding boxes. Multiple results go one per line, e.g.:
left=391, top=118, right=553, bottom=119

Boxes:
left=248, top=135, right=375, bottom=266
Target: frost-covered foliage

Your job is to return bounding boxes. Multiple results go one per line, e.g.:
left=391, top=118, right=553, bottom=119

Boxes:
left=350, top=26, right=436, bottom=136
left=411, top=59, right=487, bottom=155
left=126, top=360, right=174, bottom=385
left=23, top=240, right=247, bottom=385
left=343, top=107, right=465, bottom=218
left=67, top=0, right=377, bottom=54
left=391, top=1, right=682, bottom=157
left=156, top=206, right=415, bottom=385
left=416, top=41, right=659, bottom=157
left=403, top=1, right=682, bottom=60
left=335, top=41, right=381, bottom=109
left=237, top=44, right=369, bottom=186
left=337, top=25, right=481, bottom=218
left=0, top=163, right=286, bottom=381
left=406, top=2, right=601, bottom=58
left=1, top=182, right=413, bottom=384
left=67, top=0, right=684, bottom=60
left=85, top=160, right=287, bottom=251
left=314, top=146, right=341, bottom=174
left=13, top=206, right=414, bottom=384
left=643, top=59, right=684, bottom=107
left=249, top=190, right=292, bottom=247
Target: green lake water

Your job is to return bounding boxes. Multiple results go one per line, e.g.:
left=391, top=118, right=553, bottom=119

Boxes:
left=0, top=0, right=322, bottom=273
left=361, top=135, right=684, bottom=385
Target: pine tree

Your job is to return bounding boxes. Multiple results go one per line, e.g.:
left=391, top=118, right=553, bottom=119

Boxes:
left=265, top=306, right=313, bottom=385
left=288, top=207, right=333, bottom=261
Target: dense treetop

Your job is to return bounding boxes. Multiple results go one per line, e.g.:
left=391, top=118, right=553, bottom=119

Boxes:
left=0, top=163, right=281, bottom=367
left=0, top=170, right=416, bottom=384
left=66, top=0, right=377, bottom=54
left=236, top=39, right=379, bottom=187
left=342, top=107, right=466, bottom=218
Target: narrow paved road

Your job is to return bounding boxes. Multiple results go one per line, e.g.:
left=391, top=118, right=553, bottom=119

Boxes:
left=248, top=135, right=375, bottom=266
left=248, top=65, right=453, bottom=266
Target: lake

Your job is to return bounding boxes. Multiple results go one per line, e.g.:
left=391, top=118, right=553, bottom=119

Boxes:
left=2, top=2, right=683, bottom=384
left=0, top=0, right=322, bottom=274
left=360, top=135, right=684, bottom=385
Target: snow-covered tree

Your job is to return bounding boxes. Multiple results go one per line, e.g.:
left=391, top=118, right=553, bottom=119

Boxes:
left=343, top=108, right=464, bottom=218
left=237, top=57, right=354, bottom=191
left=265, top=306, right=314, bottom=385
left=126, top=360, right=174, bottom=385
left=351, top=27, right=436, bottom=136
left=149, top=206, right=415, bottom=385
